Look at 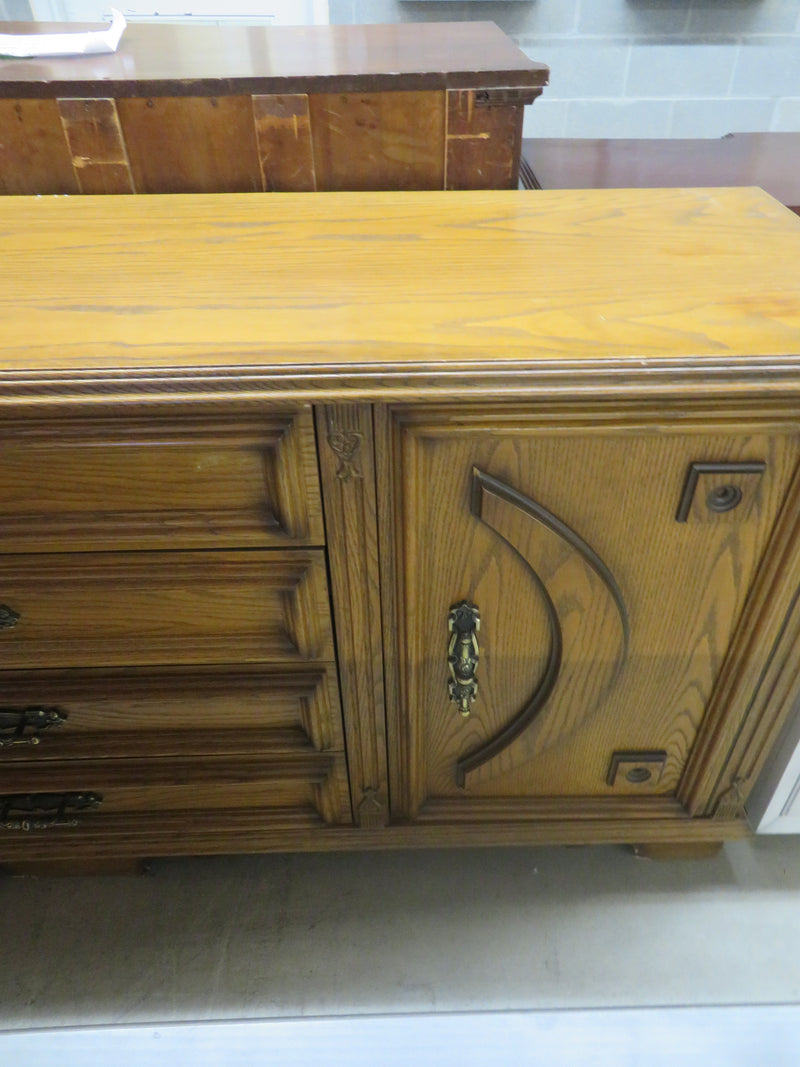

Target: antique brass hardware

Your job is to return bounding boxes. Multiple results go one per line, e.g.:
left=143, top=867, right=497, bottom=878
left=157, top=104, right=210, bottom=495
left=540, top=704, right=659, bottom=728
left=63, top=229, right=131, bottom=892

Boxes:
left=448, top=600, right=480, bottom=718
left=0, top=604, right=20, bottom=630
left=0, top=705, right=67, bottom=748
left=0, top=791, right=102, bottom=831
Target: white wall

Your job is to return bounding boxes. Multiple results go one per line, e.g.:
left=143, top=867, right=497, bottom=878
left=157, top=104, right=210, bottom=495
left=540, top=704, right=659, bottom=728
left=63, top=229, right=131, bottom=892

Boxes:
left=329, top=1, right=800, bottom=139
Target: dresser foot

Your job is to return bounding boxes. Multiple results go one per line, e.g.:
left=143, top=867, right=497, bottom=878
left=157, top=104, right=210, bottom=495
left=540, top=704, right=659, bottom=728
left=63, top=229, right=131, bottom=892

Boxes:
left=630, top=842, right=724, bottom=861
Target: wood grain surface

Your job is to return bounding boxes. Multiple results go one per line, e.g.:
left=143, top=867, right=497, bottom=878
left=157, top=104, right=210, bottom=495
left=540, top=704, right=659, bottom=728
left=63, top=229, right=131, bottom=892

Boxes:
left=309, top=91, right=445, bottom=191
left=0, top=407, right=323, bottom=550
left=0, top=666, right=342, bottom=760
left=58, top=98, right=134, bottom=194
left=0, top=22, right=547, bottom=97
left=316, top=404, right=389, bottom=825
left=1, top=189, right=798, bottom=391
left=379, top=403, right=800, bottom=818
left=0, top=99, right=78, bottom=195
left=0, top=551, right=332, bottom=668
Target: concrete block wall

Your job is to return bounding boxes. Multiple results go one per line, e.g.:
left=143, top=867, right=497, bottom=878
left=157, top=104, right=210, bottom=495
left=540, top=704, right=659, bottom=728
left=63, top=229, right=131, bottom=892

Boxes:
left=329, top=1, right=800, bottom=138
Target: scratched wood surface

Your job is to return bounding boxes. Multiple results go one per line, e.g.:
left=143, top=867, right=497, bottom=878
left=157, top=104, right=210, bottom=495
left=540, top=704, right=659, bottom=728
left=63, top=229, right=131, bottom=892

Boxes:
left=58, top=98, right=134, bottom=194
left=1, top=189, right=799, bottom=381
left=309, top=91, right=445, bottom=191
left=446, top=89, right=523, bottom=189
left=0, top=99, right=78, bottom=194
left=0, top=23, right=545, bottom=197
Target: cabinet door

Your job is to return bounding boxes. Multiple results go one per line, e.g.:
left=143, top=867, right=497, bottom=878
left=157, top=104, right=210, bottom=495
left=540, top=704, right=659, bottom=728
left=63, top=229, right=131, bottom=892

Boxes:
left=378, top=404, right=800, bottom=828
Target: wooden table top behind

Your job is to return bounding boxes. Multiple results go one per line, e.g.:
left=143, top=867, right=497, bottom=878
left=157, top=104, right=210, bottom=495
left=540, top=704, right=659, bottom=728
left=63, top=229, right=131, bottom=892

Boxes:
left=0, top=22, right=548, bottom=195
left=0, top=20, right=549, bottom=97
left=1, top=188, right=799, bottom=404
left=522, top=134, right=800, bottom=215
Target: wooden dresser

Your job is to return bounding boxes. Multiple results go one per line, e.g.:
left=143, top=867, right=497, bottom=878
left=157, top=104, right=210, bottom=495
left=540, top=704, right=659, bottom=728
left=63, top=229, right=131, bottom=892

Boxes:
left=1, top=187, right=800, bottom=864
left=0, top=20, right=547, bottom=195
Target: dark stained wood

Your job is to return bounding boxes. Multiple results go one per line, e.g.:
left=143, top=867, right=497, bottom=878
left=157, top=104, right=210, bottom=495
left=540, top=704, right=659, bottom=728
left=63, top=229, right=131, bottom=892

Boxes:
left=0, top=98, right=77, bottom=194
left=310, top=91, right=445, bottom=191
left=58, top=97, right=133, bottom=194
left=253, top=94, right=315, bottom=192
left=0, top=22, right=548, bottom=98
left=523, top=133, right=800, bottom=215
left=446, top=88, right=528, bottom=190
left=0, top=24, right=545, bottom=196
left=118, top=95, right=262, bottom=193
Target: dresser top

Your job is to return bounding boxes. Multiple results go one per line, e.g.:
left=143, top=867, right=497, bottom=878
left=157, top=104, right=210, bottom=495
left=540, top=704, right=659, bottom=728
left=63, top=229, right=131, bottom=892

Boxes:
left=0, top=20, right=548, bottom=97
left=2, top=187, right=800, bottom=403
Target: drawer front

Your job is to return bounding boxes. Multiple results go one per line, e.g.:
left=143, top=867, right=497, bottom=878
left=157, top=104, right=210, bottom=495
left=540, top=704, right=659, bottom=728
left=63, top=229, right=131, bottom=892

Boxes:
left=0, top=551, right=332, bottom=668
left=0, top=751, right=353, bottom=831
left=0, top=666, right=343, bottom=760
left=0, top=408, right=323, bottom=551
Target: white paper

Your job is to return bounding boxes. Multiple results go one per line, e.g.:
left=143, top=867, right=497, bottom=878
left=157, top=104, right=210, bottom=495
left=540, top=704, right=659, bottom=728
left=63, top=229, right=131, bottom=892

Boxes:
left=0, top=9, right=126, bottom=59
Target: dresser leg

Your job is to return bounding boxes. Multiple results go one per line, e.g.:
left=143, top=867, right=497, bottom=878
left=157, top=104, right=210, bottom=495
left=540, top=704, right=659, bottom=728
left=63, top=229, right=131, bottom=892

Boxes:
left=630, top=842, right=724, bottom=861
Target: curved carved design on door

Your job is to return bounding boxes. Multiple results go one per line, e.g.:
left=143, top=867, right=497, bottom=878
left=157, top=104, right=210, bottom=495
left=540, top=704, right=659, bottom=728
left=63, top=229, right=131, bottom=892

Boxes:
left=456, top=469, right=630, bottom=788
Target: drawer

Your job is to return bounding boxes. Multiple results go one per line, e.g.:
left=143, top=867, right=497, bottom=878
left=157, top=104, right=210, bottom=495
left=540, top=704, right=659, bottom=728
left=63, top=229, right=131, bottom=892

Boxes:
left=0, top=666, right=343, bottom=760
left=0, top=749, right=353, bottom=834
left=0, top=551, right=332, bottom=668
left=0, top=408, right=323, bottom=551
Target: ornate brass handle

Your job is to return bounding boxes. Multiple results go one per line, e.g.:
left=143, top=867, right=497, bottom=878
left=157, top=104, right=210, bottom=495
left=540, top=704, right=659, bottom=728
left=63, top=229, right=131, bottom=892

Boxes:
left=448, top=600, right=480, bottom=718
left=0, top=705, right=68, bottom=748
left=0, top=791, right=102, bottom=831
left=0, top=604, right=20, bottom=630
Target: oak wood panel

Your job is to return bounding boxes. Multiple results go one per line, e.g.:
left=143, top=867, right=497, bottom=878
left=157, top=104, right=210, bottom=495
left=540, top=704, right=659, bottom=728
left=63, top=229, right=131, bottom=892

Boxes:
left=117, top=95, right=262, bottom=193
left=0, top=551, right=332, bottom=668
left=681, top=453, right=800, bottom=815
left=0, top=809, right=748, bottom=865
left=379, top=403, right=800, bottom=818
left=1, top=189, right=798, bottom=382
left=0, top=666, right=342, bottom=761
left=0, top=99, right=78, bottom=195
left=309, top=91, right=445, bottom=191
left=0, top=752, right=351, bottom=824
left=0, top=408, right=323, bottom=551
left=446, top=89, right=524, bottom=190
left=253, top=94, right=316, bottom=192
left=316, top=404, right=388, bottom=826
left=58, top=98, right=134, bottom=194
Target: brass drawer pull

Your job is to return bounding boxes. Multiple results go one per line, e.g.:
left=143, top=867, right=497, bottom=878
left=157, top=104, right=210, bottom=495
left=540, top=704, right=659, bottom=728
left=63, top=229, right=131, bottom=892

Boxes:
left=0, top=791, right=102, bottom=832
left=0, top=604, right=20, bottom=630
left=448, top=600, right=480, bottom=718
left=0, top=705, right=67, bottom=748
